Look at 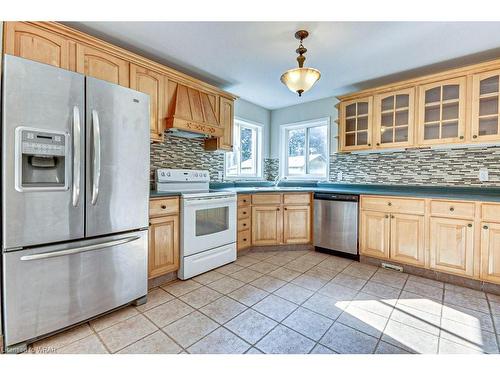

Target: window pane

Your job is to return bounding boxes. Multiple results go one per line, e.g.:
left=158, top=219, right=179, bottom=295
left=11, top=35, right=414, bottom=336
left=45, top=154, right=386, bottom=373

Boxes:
left=240, top=127, right=255, bottom=175
left=196, top=207, right=229, bottom=236
left=225, top=151, right=238, bottom=176
left=287, top=128, right=306, bottom=176
left=308, top=126, right=328, bottom=176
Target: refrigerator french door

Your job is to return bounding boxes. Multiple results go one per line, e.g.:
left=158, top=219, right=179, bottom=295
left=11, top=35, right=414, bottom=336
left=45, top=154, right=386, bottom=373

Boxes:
left=1, top=55, right=150, bottom=351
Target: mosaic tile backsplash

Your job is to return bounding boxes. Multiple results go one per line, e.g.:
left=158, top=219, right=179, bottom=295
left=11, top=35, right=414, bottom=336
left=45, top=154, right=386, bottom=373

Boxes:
left=329, top=145, right=500, bottom=187
left=150, top=134, right=224, bottom=184
left=264, top=158, right=280, bottom=181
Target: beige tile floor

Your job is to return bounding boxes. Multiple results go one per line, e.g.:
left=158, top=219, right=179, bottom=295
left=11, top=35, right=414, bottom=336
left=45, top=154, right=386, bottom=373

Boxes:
left=26, top=249, right=500, bottom=354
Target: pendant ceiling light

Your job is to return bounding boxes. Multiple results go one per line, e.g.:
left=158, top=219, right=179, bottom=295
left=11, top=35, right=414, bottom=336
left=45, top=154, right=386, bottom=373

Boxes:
left=280, top=30, right=321, bottom=97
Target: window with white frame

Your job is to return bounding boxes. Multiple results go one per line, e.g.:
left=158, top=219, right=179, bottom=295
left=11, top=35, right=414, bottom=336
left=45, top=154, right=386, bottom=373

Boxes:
left=281, top=118, right=330, bottom=179
left=225, top=119, right=263, bottom=179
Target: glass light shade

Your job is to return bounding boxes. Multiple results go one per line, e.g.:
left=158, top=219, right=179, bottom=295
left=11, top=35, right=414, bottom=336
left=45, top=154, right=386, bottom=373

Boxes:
left=280, top=67, right=321, bottom=96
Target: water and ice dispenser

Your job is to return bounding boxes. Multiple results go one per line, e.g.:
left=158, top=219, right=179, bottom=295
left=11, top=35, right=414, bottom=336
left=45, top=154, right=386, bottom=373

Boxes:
left=15, top=127, right=70, bottom=191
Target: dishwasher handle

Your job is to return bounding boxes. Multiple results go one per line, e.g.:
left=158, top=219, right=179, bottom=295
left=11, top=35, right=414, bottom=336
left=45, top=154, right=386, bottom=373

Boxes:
left=314, top=192, right=359, bottom=202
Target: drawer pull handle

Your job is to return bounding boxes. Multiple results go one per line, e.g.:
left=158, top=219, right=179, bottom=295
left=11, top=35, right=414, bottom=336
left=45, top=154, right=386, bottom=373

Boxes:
left=161, top=205, right=167, bottom=209
left=388, top=202, right=392, bottom=206
left=467, top=223, right=472, bottom=227
left=449, top=207, right=454, bottom=212
left=483, top=225, right=489, bottom=230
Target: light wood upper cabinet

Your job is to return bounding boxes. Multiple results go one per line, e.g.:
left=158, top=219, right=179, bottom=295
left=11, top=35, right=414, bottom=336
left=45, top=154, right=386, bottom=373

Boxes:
left=76, top=43, right=129, bottom=86
left=252, top=205, right=282, bottom=246
left=219, top=97, right=234, bottom=150
left=283, top=205, right=311, bottom=244
left=374, top=88, right=415, bottom=148
left=205, top=96, right=233, bottom=151
left=417, top=77, right=467, bottom=145
left=148, top=215, right=179, bottom=279
left=360, top=210, right=390, bottom=259
left=130, top=64, right=167, bottom=142
left=480, top=222, right=500, bottom=283
left=339, top=97, right=373, bottom=151
left=429, top=216, right=474, bottom=277
left=471, top=70, right=500, bottom=142
left=4, top=22, right=70, bottom=69
left=390, top=213, right=425, bottom=266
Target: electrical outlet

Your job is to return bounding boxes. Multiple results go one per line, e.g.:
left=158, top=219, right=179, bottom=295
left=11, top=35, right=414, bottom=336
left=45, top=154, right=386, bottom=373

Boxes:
left=337, top=171, right=343, bottom=181
left=479, top=168, right=489, bottom=182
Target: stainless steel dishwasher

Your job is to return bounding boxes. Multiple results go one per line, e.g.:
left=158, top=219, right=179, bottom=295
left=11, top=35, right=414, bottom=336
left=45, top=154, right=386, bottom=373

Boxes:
left=313, top=193, right=359, bottom=258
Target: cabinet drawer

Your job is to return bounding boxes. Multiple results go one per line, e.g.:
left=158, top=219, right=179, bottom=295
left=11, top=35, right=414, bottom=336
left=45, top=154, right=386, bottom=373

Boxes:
left=238, top=217, right=251, bottom=232
left=430, top=200, right=475, bottom=219
left=149, top=197, right=179, bottom=217
left=283, top=193, right=310, bottom=205
left=252, top=193, right=282, bottom=205
left=238, top=194, right=251, bottom=206
left=361, top=196, right=425, bottom=215
left=238, top=229, right=251, bottom=250
left=238, top=207, right=251, bottom=219
left=481, top=203, right=500, bottom=223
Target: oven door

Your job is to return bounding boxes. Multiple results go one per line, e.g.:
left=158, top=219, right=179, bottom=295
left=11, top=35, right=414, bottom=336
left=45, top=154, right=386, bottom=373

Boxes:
left=182, top=195, right=236, bottom=256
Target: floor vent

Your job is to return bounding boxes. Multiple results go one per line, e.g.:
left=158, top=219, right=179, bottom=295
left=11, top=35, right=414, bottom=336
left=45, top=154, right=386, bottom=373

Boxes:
left=381, top=262, right=403, bottom=272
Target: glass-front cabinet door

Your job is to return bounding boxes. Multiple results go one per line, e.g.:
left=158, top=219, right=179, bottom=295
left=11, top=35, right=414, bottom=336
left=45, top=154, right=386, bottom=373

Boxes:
left=340, top=97, right=373, bottom=151
left=417, top=77, right=466, bottom=145
left=374, top=88, right=414, bottom=148
left=471, top=70, right=500, bottom=142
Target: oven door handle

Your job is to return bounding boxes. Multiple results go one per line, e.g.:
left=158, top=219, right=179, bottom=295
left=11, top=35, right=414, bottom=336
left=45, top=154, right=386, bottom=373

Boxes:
left=183, top=196, right=236, bottom=206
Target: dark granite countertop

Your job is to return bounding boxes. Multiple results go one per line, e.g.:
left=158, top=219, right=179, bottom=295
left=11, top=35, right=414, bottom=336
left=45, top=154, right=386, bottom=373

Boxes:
left=207, top=181, right=500, bottom=202
left=149, top=191, right=182, bottom=198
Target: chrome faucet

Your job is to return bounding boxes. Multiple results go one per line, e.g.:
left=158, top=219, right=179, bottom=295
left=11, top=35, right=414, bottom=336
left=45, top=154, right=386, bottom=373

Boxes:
left=273, top=175, right=281, bottom=187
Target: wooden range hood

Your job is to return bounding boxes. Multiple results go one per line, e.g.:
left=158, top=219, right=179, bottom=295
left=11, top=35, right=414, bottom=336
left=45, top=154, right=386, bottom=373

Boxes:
left=166, top=83, right=223, bottom=138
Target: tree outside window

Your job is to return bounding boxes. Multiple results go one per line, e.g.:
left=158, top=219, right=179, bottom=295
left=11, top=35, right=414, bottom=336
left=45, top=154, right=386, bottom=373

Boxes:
left=226, top=119, right=263, bottom=179
left=282, top=118, right=329, bottom=179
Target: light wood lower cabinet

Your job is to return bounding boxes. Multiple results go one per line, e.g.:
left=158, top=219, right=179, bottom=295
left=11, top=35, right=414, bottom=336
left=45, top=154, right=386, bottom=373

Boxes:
left=390, top=213, right=425, bottom=266
left=360, top=209, right=424, bottom=266
left=283, top=205, right=311, bottom=244
left=250, top=193, right=312, bottom=247
left=360, top=210, right=390, bottom=259
left=429, top=217, right=474, bottom=277
left=252, top=205, right=282, bottom=246
left=480, top=222, right=500, bottom=283
left=148, top=197, right=180, bottom=279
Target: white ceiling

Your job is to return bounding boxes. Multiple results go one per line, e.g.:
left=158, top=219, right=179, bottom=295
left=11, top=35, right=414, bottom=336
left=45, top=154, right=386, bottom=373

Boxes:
left=65, top=22, right=500, bottom=110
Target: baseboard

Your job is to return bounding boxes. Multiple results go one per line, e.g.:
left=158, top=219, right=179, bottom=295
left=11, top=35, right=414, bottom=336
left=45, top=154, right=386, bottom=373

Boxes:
left=360, top=255, right=500, bottom=296
left=148, top=271, right=178, bottom=289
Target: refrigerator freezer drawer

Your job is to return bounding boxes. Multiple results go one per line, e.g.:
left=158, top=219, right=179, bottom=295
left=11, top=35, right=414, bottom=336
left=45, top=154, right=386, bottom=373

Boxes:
left=178, top=242, right=237, bottom=280
left=2, top=230, right=148, bottom=348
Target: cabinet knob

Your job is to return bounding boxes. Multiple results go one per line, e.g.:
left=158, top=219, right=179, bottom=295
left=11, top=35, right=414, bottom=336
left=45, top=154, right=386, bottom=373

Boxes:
left=376, top=143, right=380, bottom=146
left=467, top=223, right=472, bottom=227
left=391, top=215, right=395, bottom=219
left=388, top=202, right=392, bottom=206
left=459, top=135, right=464, bottom=140
left=161, top=205, right=167, bottom=209
left=243, top=223, right=247, bottom=227
left=243, top=211, right=247, bottom=215
left=277, top=208, right=280, bottom=211
left=449, top=207, right=454, bottom=212
left=385, top=215, right=389, bottom=218
left=243, top=200, right=247, bottom=203
left=284, top=207, right=288, bottom=210
left=483, top=225, right=489, bottom=230
left=473, top=135, right=478, bottom=139
left=243, top=238, right=247, bottom=241
left=368, top=143, right=371, bottom=147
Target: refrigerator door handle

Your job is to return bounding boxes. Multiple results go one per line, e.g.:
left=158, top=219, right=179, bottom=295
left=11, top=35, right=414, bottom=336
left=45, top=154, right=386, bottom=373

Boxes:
left=19, top=235, right=141, bottom=261
left=91, top=109, right=101, bottom=205
left=72, top=106, right=81, bottom=207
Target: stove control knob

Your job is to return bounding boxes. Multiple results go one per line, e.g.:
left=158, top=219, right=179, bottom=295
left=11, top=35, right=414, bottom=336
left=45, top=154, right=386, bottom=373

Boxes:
left=161, top=171, right=165, bottom=177
left=204, top=173, right=207, bottom=177
left=194, top=172, right=198, bottom=177
left=166, top=172, right=171, bottom=177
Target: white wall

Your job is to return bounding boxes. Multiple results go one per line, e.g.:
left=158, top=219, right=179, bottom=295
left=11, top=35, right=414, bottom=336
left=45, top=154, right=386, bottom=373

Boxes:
left=234, top=98, right=271, bottom=158
left=269, top=96, right=339, bottom=159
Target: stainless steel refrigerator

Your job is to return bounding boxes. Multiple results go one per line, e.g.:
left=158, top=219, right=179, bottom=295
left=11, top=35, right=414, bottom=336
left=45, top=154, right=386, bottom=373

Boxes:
left=1, top=55, right=150, bottom=352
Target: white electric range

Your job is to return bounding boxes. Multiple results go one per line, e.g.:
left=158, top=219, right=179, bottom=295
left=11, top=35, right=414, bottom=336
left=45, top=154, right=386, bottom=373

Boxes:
left=156, top=169, right=237, bottom=279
